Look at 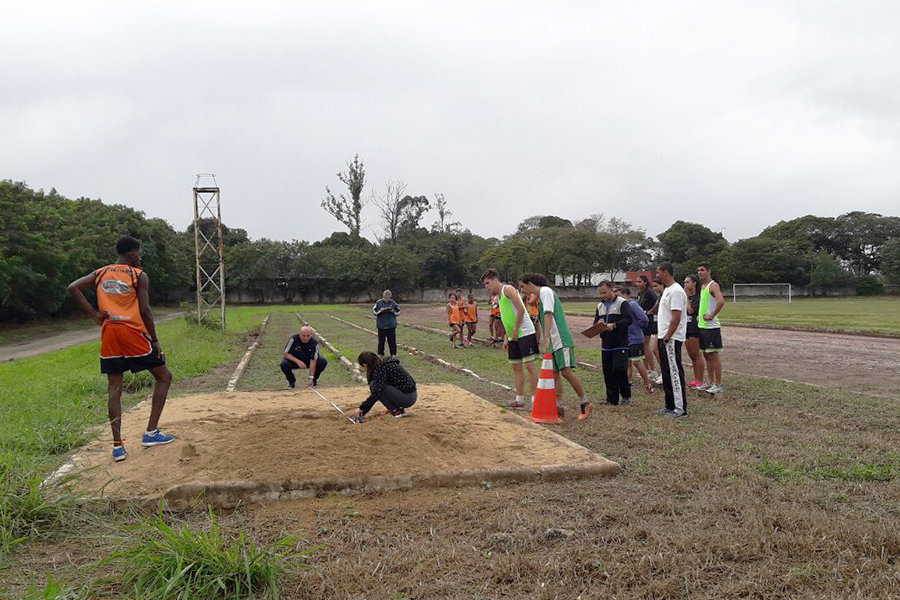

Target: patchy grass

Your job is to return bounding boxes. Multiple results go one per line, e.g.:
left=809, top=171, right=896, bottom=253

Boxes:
left=103, top=509, right=310, bottom=600
left=6, top=302, right=900, bottom=598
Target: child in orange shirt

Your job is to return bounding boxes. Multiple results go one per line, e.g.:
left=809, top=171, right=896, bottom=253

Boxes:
left=447, top=292, right=464, bottom=348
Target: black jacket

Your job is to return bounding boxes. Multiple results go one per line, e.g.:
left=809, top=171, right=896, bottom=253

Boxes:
left=593, top=297, right=633, bottom=350
left=359, top=358, right=417, bottom=415
left=284, top=335, right=319, bottom=365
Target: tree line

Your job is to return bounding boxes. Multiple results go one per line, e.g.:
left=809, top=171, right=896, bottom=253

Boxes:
left=2, top=168, right=898, bottom=322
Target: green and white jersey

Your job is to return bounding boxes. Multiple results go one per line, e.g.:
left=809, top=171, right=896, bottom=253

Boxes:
left=539, top=286, right=574, bottom=350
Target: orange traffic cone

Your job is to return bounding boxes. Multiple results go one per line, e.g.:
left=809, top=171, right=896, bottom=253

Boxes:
left=532, top=353, right=561, bottom=423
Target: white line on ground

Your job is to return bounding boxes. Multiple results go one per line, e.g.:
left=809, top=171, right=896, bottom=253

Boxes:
left=225, top=313, right=271, bottom=392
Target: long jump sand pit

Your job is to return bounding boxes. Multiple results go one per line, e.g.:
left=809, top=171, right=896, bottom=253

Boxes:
left=71, top=384, right=620, bottom=509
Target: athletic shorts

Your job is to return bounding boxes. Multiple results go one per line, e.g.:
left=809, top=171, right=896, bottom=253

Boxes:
left=686, top=322, right=701, bottom=339
left=549, top=347, right=577, bottom=371
left=628, top=343, right=645, bottom=361
left=100, top=325, right=165, bottom=374
left=449, top=322, right=462, bottom=329
left=642, top=319, right=657, bottom=336
left=699, top=328, right=723, bottom=353
left=491, top=314, right=501, bottom=320
left=508, top=333, right=540, bottom=364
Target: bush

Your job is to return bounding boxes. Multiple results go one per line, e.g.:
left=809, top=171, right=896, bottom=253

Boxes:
left=108, top=508, right=314, bottom=600
left=182, top=310, right=223, bottom=331
left=855, top=274, right=884, bottom=296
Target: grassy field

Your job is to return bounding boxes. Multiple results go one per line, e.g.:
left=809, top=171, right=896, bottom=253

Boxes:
left=4, top=302, right=900, bottom=598
left=562, top=296, right=900, bottom=336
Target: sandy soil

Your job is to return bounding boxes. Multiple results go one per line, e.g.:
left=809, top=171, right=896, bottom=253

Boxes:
left=72, top=383, right=612, bottom=498
left=0, top=312, right=184, bottom=363
left=398, top=305, right=900, bottom=399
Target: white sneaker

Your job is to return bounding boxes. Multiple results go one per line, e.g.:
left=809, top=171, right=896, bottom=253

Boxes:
left=697, top=382, right=711, bottom=391
left=707, top=384, right=723, bottom=394
left=653, top=376, right=663, bottom=386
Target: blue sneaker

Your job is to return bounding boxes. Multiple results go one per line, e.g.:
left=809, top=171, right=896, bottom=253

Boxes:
left=112, top=445, right=127, bottom=462
left=141, top=429, right=175, bottom=447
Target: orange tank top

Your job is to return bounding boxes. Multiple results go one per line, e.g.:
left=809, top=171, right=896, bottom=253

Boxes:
left=94, top=264, right=146, bottom=332
left=527, top=294, right=539, bottom=317
left=466, top=301, right=478, bottom=321
left=448, top=302, right=461, bottom=324
left=490, top=295, right=500, bottom=316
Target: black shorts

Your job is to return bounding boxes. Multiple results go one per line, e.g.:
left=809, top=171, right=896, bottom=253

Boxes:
left=508, top=333, right=540, bottom=364
left=686, top=322, right=701, bottom=339
left=642, top=319, right=657, bottom=336
left=699, top=328, right=723, bottom=353
left=100, top=343, right=166, bottom=375
left=629, top=343, right=645, bottom=361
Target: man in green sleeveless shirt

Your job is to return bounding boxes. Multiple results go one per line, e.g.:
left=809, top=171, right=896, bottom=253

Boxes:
left=697, top=262, right=725, bottom=394
left=518, top=273, right=591, bottom=420
left=482, top=268, right=539, bottom=410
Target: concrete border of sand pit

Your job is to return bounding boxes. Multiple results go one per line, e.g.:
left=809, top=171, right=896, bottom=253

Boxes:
left=154, top=460, right=620, bottom=510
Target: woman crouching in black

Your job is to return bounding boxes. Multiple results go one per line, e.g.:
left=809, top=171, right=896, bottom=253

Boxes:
left=355, top=351, right=417, bottom=421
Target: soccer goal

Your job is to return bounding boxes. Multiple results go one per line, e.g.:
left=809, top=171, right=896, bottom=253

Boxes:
left=732, top=283, right=792, bottom=303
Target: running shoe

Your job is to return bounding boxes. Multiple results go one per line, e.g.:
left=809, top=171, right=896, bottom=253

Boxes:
left=688, top=380, right=703, bottom=388
left=112, top=445, right=127, bottom=462
left=391, top=408, right=408, bottom=418
left=697, top=382, right=712, bottom=391
left=664, top=409, right=686, bottom=418
left=645, top=385, right=654, bottom=394
left=653, top=375, right=664, bottom=386
left=141, top=429, right=175, bottom=447
left=288, top=381, right=295, bottom=389
left=621, top=396, right=631, bottom=405
left=578, top=402, right=592, bottom=420
left=707, top=384, right=723, bottom=394
left=505, top=399, right=527, bottom=410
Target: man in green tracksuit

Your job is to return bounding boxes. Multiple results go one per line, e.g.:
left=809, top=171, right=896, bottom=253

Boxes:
left=481, top=268, right=539, bottom=410
left=518, top=273, right=591, bottom=420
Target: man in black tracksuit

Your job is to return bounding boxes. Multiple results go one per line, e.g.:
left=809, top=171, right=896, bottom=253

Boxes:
left=281, top=326, right=328, bottom=388
left=593, top=280, right=634, bottom=405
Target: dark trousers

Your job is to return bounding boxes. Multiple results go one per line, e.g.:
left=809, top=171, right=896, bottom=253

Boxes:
left=378, top=327, right=397, bottom=356
left=658, top=339, right=687, bottom=414
left=601, top=349, right=631, bottom=405
left=280, top=356, right=328, bottom=386
left=373, top=382, right=417, bottom=411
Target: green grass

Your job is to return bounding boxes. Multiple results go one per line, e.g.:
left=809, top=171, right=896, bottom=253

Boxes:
left=105, top=508, right=309, bottom=600
left=562, top=296, right=900, bottom=336
left=0, top=306, right=182, bottom=346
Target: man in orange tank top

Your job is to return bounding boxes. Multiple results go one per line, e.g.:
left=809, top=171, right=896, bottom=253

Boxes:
left=68, top=236, right=175, bottom=463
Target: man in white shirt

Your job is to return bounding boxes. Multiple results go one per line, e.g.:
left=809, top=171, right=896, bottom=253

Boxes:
left=656, top=262, right=688, bottom=418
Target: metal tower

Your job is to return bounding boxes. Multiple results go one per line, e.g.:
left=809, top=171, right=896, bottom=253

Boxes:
left=192, top=174, right=226, bottom=330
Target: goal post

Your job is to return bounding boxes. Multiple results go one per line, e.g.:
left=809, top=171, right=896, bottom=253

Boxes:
left=732, top=283, right=792, bottom=303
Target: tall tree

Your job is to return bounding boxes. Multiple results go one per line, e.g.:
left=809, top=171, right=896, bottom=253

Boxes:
left=657, top=221, right=728, bottom=264
left=371, top=180, right=408, bottom=243
left=321, top=154, right=366, bottom=243
left=431, top=193, right=461, bottom=233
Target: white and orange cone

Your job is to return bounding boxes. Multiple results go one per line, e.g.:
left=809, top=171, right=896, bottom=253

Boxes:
left=531, top=353, right=562, bottom=423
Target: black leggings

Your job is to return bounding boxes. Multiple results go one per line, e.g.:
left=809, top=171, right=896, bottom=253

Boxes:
left=372, top=383, right=417, bottom=411
left=378, top=327, right=397, bottom=356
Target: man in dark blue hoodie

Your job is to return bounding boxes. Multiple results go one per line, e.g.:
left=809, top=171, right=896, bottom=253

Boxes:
left=372, top=289, right=401, bottom=357
left=593, top=281, right=634, bottom=406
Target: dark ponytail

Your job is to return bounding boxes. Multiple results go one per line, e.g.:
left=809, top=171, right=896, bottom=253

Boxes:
left=357, top=351, right=382, bottom=383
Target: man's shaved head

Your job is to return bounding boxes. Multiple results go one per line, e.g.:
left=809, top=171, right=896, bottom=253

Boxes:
left=299, top=326, right=313, bottom=342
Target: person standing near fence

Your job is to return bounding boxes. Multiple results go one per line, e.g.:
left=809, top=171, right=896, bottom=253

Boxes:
left=372, top=289, right=400, bottom=357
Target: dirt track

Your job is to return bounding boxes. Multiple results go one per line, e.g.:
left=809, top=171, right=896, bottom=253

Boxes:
left=0, top=312, right=184, bottom=363
left=399, top=305, right=900, bottom=400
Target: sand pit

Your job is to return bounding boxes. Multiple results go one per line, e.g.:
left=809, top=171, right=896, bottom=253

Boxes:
left=69, top=384, right=619, bottom=508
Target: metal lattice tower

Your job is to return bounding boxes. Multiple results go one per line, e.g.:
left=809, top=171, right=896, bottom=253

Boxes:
left=192, top=174, right=226, bottom=330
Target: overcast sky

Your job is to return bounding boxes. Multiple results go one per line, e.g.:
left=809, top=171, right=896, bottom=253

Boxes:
left=3, top=1, right=899, bottom=244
